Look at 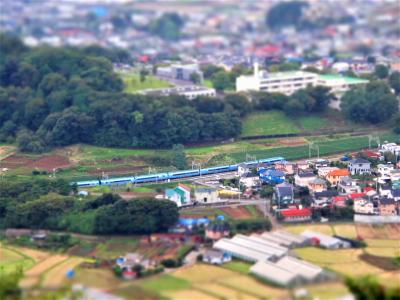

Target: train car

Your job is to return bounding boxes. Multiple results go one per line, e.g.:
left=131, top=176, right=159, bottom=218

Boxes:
left=75, top=180, right=100, bottom=187
left=74, top=156, right=286, bottom=187
left=200, top=165, right=231, bottom=175
left=169, top=169, right=200, bottom=179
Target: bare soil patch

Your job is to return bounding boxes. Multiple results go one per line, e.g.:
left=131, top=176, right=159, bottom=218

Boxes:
left=221, top=206, right=252, bottom=219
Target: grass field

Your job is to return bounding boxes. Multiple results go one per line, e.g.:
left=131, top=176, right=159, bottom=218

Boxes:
left=222, top=261, right=252, bottom=274
left=121, top=73, right=172, bottom=93
left=242, top=111, right=300, bottom=136
left=296, top=115, right=328, bottom=130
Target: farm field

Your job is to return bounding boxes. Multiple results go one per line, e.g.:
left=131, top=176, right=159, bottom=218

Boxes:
left=0, top=243, right=86, bottom=290
left=1, top=132, right=398, bottom=182
left=121, top=73, right=172, bottom=93
left=288, top=223, right=400, bottom=288
left=180, top=205, right=263, bottom=220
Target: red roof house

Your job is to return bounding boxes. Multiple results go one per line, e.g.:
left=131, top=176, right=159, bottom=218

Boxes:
left=331, top=196, right=347, bottom=208
left=349, top=193, right=366, bottom=200
left=280, top=208, right=312, bottom=222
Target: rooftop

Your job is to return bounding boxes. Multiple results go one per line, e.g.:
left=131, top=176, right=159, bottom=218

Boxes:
left=319, top=74, right=369, bottom=84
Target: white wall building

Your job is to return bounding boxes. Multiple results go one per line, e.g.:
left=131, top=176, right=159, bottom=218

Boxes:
left=236, top=63, right=318, bottom=95
left=141, top=86, right=216, bottom=100
left=236, top=64, right=368, bottom=97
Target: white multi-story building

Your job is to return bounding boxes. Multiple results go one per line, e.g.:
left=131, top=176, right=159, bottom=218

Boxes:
left=141, top=86, right=216, bottom=100
left=236, top=63, right=318, bottom=95
left=236, top=64, right=369, bottom=97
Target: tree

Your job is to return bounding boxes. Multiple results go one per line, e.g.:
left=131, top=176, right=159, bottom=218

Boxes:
left=171, top=144, right=188, bottom=170
left=266, top=1, right=308, bottom=30
left=94, top=198, right=179, bottom=234
left=38, top=73, right=67, bottom=96
left=224, top=94, right=252, bottom=117
left=139, top=68, right=148, bottom=82
left=393, top=114, right=400, bottom=134
left=189, top=72, right=201, bottom=84
left=341, top=82, right=398, bottom=124
left=0, top=268, right=23, bottom=300
left=211, top=70, right=232, bottom=92
left=389, top=71, right=400, bottom=95
left=345, top=276, right=400, bottom=300
left=201, top=64, right=224, bottom=79
left=374, top=64, right=389, bottom=79
left=150, top=13, right=184, bottom=41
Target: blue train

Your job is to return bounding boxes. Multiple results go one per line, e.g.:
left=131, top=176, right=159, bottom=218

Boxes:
left=74, top=156, right=285, bottom=187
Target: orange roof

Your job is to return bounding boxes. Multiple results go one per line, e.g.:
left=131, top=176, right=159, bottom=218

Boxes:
left=327, top=169, right=349, bottom=177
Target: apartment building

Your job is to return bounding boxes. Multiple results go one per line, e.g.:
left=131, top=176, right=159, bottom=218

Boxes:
left=236, top=63, right=318, bottom=95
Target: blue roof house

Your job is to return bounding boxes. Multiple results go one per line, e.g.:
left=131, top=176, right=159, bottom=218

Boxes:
left=259, top=169, right=285, bottom=184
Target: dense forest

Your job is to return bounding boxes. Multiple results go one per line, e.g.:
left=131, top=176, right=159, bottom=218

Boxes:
left=0, top=34, right=241, bottom=152
left=0, top=178, right=179, bottom=234
left=1, top=34, right=399, bottom=153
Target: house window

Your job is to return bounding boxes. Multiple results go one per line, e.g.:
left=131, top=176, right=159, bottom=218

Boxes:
left=203, top=197, right=207, bottom=202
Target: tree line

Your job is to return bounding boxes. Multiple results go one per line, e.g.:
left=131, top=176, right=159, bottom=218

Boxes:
left=0, top=178, right=179, bottom=235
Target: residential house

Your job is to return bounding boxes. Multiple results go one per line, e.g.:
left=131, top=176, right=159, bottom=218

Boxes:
left=203, top=249, right=232, bottom=265
left=259, top=169, right=285, bottom=184
left=274, top=183, right=295, bottom=207
left=165, top=184, right=191, bottom=207
left=294, top=171, right=317, bottom=187
left=280, top=208, right=312, bottom=222
left=274, top=161, right=295, bottom=175
left=354, top=198, right=375, bottom=215
left=390, top=169, right=400, bottom=182
left=331, top=196, right=347, bottom=208
left=307, top=178, right=327, bottom=193
left=311, top=159, right=330, bottom=168
left=348, top=158, right=371, bottom=175
left=296, top=161, right=310, bottom=171
left=116, top=253, right=154, bottom=273
left=377, top=163, right=394, bottom=177
left=326, top=169, right=350, bottom=186
left=337, top=176, right=361, bottom=194
left=389, top=188, right=400, bottom=202
left=379, top=197, right=396, bottom=216
left=194, top=187, right=219, bottom=203
left=205, top=223, right=230, bottom=240
left=318, top=167, right=339, bottom=178
left=237, top=163, right=251, bottom=176
left=313, top=190, right=339, bottom=207
left=380, top=142, right=400, bottom=157
left=380, top=185, right=393, bottom=197
left=239, top=172, right=260, bottom=188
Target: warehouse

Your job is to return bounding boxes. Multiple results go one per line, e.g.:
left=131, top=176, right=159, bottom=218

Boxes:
left=250, top=260, right=304, bottom=287
left=301, top=230, right=351, bottom=249
left=213, top=238, right=272, bottom=262
left=250, top=256, right=327, bottom=287
left=270, top=230, right=310, bottom=247
left=231, top=235, right=287, bottom=258
left=259, top=232, right=295, bottom=248
left=249, top=234, right=289, bottom=253
left=275, top=256, right=325, bottom=281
